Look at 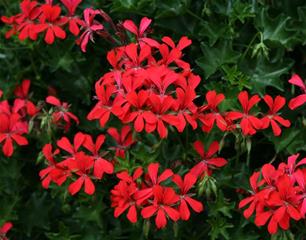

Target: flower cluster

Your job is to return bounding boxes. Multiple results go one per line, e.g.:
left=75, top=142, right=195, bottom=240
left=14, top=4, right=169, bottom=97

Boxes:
left=111, top=163, right=204, bottom=228
left=39, top=127, right=134, bottom=194
left=110, top=140, right=227, bottom=228
left=1, top=0, right=124, bottom=52
left=87, top=18, right=293, bottom=138
left=0, top=80, right=37, bottom=157
left=1, top=0, right=84, bottom=44
left=239, top=154, right=306, bottom=234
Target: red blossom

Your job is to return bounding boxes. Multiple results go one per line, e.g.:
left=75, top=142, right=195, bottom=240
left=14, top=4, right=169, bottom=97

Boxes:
left=67, top=151, right=95, bottom=195
left=288, top=74, right=306, bottom=110
left=107, top=125, right=135, bottom=158
left=46, top=96, right=79, bottom=131
left=13, top=79, right=38, bottom=116
left=172, top=173, right=203, bottom=220
left=190, top=140, right=227, bottom=177
left=227, top=91, right=262, bottom=135
left=83, top=134, right=114, bottom=179
left=77, top=8, right=104, bottom=52
left=141, top=185, right=180, bottom=229
left=0, top=113, right=28, bottom=157
left=199, top=90, right=227, bottom=132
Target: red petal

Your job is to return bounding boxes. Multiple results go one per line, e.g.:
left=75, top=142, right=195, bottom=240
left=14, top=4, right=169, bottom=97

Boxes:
left=46, top=96, right=61, bottom=106
left=3, top=138, right=14, bottom=157
left=84, top=177, right=95, bottom=195
left=179, top=199, right=190, bottom=220
left=185, top=196, right=203, bottom=213
left=141, top=206, right=158, bottom=218
left=68, top=177, right=84, bottom=195
left=155, top=209, right=167, bottom=229
left=288, top=94, right=306, bottom=110
left=127, top=205, right=138, bottom=223
left=193, top=140, right=205, bottom=158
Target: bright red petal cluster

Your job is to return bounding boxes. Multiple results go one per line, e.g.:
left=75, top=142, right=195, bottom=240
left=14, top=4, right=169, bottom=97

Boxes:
left=39, top=128, right=135, bottom=195
left=239, top=154, right=306, bottom=234
left=0, top=80, right=37, bottom=157
left=111, top=163, right=204, bottom=228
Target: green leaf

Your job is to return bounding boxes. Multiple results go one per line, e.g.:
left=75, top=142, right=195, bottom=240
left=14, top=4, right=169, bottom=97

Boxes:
left=196, top=40, right=241, bottom=78
left=240, top=55, right=293, bottom=96
left=255, top=8, right=299, bottom=48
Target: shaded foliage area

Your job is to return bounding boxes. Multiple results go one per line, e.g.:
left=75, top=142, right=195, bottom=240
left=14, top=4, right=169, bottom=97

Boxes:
left=0, top=0, right=305, bottom=239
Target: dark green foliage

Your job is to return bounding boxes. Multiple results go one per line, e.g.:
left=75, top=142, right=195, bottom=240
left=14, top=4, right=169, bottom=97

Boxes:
left=0, top=0, right=305, bottom=239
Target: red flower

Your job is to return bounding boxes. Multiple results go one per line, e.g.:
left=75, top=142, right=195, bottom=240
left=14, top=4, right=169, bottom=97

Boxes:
left=87, top=84, right=115, bottom=128
left=0, top=113, right=28, bottom=157
left=107, top=125, right=135, bottom=158
left=60, top=0, right=83, bottom=35
left=57, top=132, right=85, bottom=157
left=123, top=17, right=159, bottom=47
left=36, top=4, right=67, bottom=44
left=174, top=87, right=198, bottom=132
left=199, top=90, right=227, bottom=132
left=288, top=74, right=306, bottom=110
left=67, top=151, right=95, bottom=195
left=227, top=91, right=262, bottom=135
left=1, top=15, right=18, bottom=39
left=136, top=163, right=173, bottom=204
left=255, top=175, right=301, bottom=234
left=146, top=94, right=179, bottom=138
left=39, top=143, right=70, bottom=188
left=16, top=0, right=41, bottom=41
left=77, top=8, right=104, bottom=52
left=111, top=169, right=143, bottom=223
left=261, top=95, right=290, bottom=136
left=46, top=96, right=79, bottom=131
left=294, top=169, right=306, bottom=218
left=121, top=90, right=155, bottom=133
left=239, top=172, right=265, bottom=219
left=172, top=173, right=203, bottom=220
left=13, top=79, right=38, bottom=116
left=0, top=222, right=13, bottom=240
left=141, top=185, right=180, bottom=229
left=83, top=134, right=114, bottom=179
left=190, top=140, right=227, bottom=177
left=278, top=153, right=306, bottom=179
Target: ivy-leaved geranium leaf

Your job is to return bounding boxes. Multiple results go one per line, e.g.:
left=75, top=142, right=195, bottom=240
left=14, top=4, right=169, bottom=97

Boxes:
left=196, top=40, right=240, bottom=78
left=208, top=217, right=234, bottom=240
left=267, top=127, right=306, bottom=154
left=198, top=20, right=230, bottom=46
left=240, top=56, right=293, bottom=96
left=255, top=8, right=298, bottom=48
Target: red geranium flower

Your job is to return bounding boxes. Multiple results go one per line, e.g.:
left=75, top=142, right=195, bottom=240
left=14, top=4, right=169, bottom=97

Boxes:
left=261, top=95, right=290, bottom=136
left=227, top=91, right=262, bottom=135
left=83, top=134, right=114, bottom=179
left=107, top=125, right=135, bottom=158
left=141, top=185, right=180, bottom=229
left=46, top=96, right=79, bottom=131
left=67, top=151, right=95, bottom=195
left=0, top=113, right=28, bottom=157
left=190, top=140, right=227, bottom=177
left=13, top=79, right=38, bottom=116
left=172, top=173, right=203, bottom=220
left=288, top=74, right=306, bottom=110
